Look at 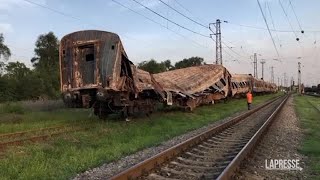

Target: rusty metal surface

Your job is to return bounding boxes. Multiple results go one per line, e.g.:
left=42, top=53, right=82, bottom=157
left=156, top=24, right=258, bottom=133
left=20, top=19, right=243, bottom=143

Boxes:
left=231, top=74, right=252, bottom=96
left=153, top=64, right=230, bottom=97
left=217, top=95, right=289, bottom=180
left=134, top=68, right=156, bottom=91
left=59, top=30, right=131, bottom=92
left=109, top=96, right=282, bottom=180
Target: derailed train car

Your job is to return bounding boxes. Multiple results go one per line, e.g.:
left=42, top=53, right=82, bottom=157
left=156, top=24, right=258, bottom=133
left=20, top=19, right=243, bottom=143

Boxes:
left=59, top=30, right=276, bottom=119
left=154, top=65, right=231, bottom=111
left=231, top=74, right=277, bottom=97
left=59, top=30, right=164, bottom=118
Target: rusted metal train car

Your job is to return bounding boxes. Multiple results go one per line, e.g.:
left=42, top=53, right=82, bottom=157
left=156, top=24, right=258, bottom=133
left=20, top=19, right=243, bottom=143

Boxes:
left=59, top=30, right=164, bottom=118
left=59, top=30, right=276, bottom=119
left=231, top=74, right=277, bottom=97
left=154, top=65, right=231, bottom=111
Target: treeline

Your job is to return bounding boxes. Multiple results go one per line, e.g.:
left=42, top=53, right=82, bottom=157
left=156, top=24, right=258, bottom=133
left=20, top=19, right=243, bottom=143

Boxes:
left=0, top=32, right=59, bottom=102
left=138, top=56, right=205, bottom=73
left=0, top=32, right=206, bottom=103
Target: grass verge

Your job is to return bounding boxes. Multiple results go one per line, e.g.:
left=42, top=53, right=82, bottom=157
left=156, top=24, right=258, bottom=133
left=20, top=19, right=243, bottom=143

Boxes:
left=294, top=95, right=320, bottom=179
left=0, top=93, right=281, bottom=180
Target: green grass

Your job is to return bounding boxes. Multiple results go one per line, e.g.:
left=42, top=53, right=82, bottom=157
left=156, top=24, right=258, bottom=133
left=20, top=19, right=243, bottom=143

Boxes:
left=294, top=95, right=320, bottom=179
left=0, top=93, right=281, bottom=180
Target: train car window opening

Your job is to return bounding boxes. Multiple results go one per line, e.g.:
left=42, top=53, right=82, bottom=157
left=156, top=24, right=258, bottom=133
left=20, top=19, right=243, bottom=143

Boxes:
left=86, top=54, right=94, bottom=62
left=111, top=45, right=115, bottom=50
left=220, top=78, right=226, bottom=86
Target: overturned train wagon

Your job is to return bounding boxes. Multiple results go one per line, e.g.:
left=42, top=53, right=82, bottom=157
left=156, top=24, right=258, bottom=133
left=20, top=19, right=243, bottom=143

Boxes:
left=59, top=30, right=163, bottom=118
left=154, top=64, right=232, bottom=111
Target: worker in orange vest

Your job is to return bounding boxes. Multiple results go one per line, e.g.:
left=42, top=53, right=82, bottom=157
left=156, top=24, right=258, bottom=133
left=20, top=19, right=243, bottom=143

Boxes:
left=246, top=90, right=253, bottom=110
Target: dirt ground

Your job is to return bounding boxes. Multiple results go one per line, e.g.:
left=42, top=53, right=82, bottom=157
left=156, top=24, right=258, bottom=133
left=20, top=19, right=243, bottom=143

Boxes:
left=236, top=96, right=307, bottom=179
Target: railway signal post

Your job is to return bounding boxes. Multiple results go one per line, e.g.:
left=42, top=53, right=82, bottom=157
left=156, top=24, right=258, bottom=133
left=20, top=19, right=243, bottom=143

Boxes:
left=260, top=59, right=266, bottom=80
left=253, top=53, right=258, bottom=78
left=298, top=62, right=301, bottom=94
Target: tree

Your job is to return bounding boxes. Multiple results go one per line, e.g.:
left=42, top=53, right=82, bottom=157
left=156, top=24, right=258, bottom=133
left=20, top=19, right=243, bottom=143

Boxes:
left=0, top=33, right=11, bottom=60
left=163, top=59, right=174, bottom=71
left=138, top=59, right=167, bottom=73
left=174, top=56, right=204, bottom=69
left=1, top=61, right=42, bottom=101
left=5, top=62, right=31, bottom=79
left=31, top=32, right=60, bottom=98
left=0, top=33, right=11, bottom=75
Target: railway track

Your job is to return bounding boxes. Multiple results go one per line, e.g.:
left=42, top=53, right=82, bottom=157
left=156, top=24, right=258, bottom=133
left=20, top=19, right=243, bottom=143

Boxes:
left=0, top=124, right=87, bottom=149
left=110, top=95, right=288, bottom=180
left=306, top=100, right=320, bottom=113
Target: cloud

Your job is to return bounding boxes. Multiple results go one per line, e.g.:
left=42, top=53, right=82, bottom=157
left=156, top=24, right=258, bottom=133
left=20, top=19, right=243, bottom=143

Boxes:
left=0, top=23, right=13, bottom=33
left=0, top=0, right=46, bottom=10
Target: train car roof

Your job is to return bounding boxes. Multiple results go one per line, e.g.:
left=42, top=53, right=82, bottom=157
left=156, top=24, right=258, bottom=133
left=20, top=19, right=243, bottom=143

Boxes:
left=153, top=64, right=229, bottom=94
left=231, top=74, right=252, bottom=81
left=61, top=30, right=120, bottom=41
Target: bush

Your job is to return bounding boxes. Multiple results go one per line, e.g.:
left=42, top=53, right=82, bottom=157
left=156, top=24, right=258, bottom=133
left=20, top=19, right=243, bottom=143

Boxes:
left=1, top=103, right=25, bottom=114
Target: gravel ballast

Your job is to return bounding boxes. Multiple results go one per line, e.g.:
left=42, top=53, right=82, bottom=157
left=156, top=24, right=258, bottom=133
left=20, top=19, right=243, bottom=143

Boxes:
left=236, top=96, right=306, bottom=179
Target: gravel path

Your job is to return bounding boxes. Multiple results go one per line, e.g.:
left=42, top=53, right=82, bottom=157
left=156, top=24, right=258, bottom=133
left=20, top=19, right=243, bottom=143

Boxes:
left=235, top=96, right=307, bottom=179
left=73, top=99, right=275, bottom=180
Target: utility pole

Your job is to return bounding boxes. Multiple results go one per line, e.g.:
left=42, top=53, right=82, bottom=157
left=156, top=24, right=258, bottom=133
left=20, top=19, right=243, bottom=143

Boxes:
left=291, top=76, right=294, bottom=91
left=260, top=59, right=266, bottom=80
left=283, top=73, right=287, bottom=88
left=209, top=19, right=222, bottom=65
left=298, top=62, right=301, bottom=94
left=278, top=77, right=280, bottom=90
left=271, top=66, right=275, bottom=83
left=253, top=53, right=258, bottom=78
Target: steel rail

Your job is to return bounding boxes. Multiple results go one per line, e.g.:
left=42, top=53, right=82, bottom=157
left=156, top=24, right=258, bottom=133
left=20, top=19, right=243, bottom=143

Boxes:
left=110, top=95, right=284, bottom=180
left=217, top=94, right=289, bottom=179
left=0, top=125, right=70, bottom=139
left=0, top=127, right=88, bottom=149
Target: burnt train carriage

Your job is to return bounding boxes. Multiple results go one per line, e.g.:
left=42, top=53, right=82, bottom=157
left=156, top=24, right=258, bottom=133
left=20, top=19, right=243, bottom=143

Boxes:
left=231, top=74, right=252, bottom=97
left=59, top=30, right=163, bottom=118
left=153, top=65, right=231, bottom=111
left=231, top=74, right=277, bottom=96
left=59, top=30, right=276, bottom=119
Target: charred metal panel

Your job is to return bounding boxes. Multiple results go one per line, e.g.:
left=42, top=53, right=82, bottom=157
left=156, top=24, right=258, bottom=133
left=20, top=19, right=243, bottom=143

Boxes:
left=135, top=68, right=156, bottom=91
left=154, top=64, right=231, bottom=109
left=231, top=74, right=253, bottom=96
left=154, top=64, right=230, bottom=97
left=59, top=30, right=130, bottom=92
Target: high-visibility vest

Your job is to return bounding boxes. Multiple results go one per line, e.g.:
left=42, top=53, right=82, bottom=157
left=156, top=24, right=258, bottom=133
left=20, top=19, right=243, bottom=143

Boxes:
left=246, top=93, right=253, bottom=103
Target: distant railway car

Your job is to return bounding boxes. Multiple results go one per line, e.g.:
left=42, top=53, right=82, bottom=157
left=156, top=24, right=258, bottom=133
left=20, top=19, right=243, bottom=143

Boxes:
left=153, top=64, right=231, bottom=111
left=59, top=30, right=163, bottom=118
left=231, top=74, right=252, bottom=97
left=231, top=74, right=277, bottom=96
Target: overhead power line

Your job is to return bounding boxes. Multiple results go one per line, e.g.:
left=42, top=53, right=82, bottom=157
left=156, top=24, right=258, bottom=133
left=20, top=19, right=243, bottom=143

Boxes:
left=288, top=0, right=303, bottom=32
left=111, top=0, right=208, bottom=48
left=257, top=0, right=281, bottom=59
left=279, top=0, right=299, bottom=40
left=166, top=0, right=248, bottom=63
left=158, top=0, right=208, bottom=28
left=131, top=0, right=209, bottom=38
left=172, top=0, right=207, bottom=24
left=267, top=2, right=282, bottom=47
left=21, top=0, right=153, bottom=47
left=226, top=22, right=320, bottom=33
left=22, top=0, right=82, bottom=21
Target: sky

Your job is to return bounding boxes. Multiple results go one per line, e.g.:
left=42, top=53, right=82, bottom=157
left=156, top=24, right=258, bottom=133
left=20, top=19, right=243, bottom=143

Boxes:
left=0, top=0, right=320, bottom=86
